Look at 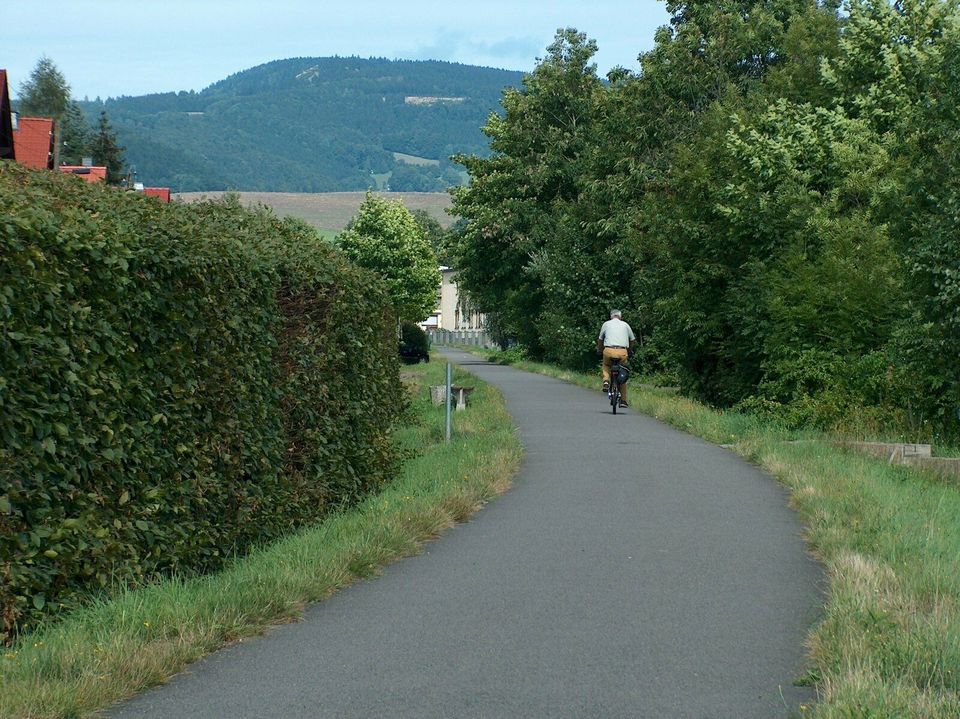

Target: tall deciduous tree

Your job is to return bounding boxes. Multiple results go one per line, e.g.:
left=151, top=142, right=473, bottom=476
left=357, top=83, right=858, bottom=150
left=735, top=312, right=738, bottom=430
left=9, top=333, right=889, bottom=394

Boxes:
left=451, top=28, right=606, bottom=362
left=825, top=0, right=960, bottom=429
left=410, top=209, right=451, bottom=266
left=337, top=194, right=440, bottom=323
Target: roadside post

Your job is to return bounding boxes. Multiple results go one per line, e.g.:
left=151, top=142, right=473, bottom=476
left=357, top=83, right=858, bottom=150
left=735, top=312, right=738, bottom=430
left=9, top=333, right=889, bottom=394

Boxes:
left=445, top=362, right=453, bottom=442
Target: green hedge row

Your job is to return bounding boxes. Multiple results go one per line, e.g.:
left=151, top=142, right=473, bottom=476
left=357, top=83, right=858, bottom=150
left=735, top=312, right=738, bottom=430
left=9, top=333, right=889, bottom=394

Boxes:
left=0, top=164, right=405, bottom=641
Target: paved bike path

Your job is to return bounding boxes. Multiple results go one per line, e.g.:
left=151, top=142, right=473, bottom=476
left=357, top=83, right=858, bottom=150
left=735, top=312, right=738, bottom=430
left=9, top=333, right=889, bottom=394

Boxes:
left=108, top=349, right=822, bottom=718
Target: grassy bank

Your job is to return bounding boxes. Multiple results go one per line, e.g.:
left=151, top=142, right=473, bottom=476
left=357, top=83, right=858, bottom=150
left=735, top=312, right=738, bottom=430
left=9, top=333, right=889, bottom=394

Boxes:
left=0, top=360, right=520, bottom=719
left=483, top=351, right=960, bottom=717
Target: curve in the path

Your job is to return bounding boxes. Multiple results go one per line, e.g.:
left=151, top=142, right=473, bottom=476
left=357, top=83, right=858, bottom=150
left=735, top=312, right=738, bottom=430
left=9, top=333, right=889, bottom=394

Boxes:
left=108, top=349, right=822, bottom=719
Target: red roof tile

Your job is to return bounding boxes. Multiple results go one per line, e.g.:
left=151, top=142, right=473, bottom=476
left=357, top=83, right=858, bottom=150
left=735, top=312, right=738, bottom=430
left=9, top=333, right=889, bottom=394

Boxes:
left=13, top=117, right=55, bottom=169
left=59, top=165, right=107, bottom=183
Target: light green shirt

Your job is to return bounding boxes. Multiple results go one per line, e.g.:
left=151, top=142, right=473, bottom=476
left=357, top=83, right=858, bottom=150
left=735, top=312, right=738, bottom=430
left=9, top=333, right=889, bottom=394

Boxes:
left=598, top=318, right=636, bottom=347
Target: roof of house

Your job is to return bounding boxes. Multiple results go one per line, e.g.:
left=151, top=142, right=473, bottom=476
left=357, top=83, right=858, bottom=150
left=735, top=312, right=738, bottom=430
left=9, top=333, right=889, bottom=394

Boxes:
left=59, top=165, right=107, bottom=183
left=143, top=187, right=171, bottom=202
left=0, top=70, right=14, bottom=160
left=13, top=117, right=55, bottom=169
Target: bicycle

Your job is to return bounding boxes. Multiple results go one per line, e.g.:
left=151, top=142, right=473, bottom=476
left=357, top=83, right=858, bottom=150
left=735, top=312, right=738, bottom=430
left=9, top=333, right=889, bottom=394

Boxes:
left=607, top=358, right=630, bottom=414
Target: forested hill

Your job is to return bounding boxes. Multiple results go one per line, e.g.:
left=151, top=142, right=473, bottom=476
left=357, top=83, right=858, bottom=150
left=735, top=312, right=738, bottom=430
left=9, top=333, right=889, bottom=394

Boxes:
left=79, top=58, right=524, bottom=192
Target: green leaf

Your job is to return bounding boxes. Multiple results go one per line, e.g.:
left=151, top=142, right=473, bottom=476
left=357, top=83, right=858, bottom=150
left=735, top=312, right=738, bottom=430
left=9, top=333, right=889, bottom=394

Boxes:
left=41, top=437, right=57, bottom=454
left=119, top=490, right=130, bottom=505
left=0, top=496, right=11, bottom=514
left=32, top=594, right=46, bottom=610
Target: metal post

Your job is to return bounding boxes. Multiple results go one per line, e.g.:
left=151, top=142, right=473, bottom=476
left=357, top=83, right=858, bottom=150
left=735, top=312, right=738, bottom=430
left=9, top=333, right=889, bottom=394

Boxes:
left=445, top=362, right=453, bottom=442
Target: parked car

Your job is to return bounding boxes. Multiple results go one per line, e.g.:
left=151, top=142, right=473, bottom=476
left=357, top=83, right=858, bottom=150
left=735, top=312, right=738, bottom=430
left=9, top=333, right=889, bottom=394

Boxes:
left=399, top=342, right=430, bottom=364
left=399, top=321, right=430, bottom=364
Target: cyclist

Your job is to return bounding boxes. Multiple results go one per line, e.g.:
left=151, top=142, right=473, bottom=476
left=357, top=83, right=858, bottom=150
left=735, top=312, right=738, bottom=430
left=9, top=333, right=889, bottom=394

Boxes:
left=596, top=309, right=636, bottom=408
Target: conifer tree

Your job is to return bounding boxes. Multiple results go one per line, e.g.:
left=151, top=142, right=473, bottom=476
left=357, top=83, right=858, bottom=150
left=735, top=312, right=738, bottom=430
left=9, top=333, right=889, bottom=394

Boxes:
left=90, top=111, right=126, bottom=184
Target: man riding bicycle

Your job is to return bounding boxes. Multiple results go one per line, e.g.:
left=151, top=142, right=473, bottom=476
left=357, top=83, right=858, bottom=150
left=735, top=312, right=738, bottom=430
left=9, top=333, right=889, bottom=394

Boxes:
left=597, top=309, right=637, bottom=408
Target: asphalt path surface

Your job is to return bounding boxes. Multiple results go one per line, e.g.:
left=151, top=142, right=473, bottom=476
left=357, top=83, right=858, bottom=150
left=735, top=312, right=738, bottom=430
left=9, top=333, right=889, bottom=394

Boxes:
left=107, top=349, right=823, bottom=718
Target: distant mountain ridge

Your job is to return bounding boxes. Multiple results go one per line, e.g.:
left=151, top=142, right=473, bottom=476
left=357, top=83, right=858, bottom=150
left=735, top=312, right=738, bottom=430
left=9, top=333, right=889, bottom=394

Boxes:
left=79, top=58, right=524, bottom=192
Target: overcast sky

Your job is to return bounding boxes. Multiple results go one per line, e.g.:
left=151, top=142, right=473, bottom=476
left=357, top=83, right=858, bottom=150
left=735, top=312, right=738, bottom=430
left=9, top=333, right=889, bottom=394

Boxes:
left=4, top=0, right=670, bottom=100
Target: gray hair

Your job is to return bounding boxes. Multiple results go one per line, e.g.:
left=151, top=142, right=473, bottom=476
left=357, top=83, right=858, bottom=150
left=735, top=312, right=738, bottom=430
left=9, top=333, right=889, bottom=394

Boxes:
left=610, top=309, right=622, bottom=319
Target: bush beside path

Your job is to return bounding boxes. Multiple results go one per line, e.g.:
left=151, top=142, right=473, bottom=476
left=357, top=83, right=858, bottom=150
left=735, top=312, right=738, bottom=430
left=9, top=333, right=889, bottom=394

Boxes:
left=0, top=359, right=520, bottom=719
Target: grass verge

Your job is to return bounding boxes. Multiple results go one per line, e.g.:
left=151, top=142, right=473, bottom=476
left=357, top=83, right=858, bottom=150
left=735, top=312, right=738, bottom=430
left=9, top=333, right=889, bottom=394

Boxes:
left=479, top=349, right=960, bottom=717
left=0, top=360, right=520, bottom=719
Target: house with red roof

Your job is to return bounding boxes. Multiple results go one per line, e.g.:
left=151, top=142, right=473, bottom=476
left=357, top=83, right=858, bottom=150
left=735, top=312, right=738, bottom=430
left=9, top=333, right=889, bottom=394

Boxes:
left=13, top=116, right=55, bottom=170
left=1, top=70, right=14, bottom=160
left=59, top=164, right=107, bottom=183
left=3, top=69, right=168, bottom=196
left=143, top=187, right=171, bottom=202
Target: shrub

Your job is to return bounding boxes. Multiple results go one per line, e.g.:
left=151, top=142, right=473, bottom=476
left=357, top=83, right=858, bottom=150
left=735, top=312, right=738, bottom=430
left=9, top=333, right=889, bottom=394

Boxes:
left=398, top=322, right=430, bottom=364
left=487, top=345, right=528, bottom=365
left=0, top=164, right=404, bottom=641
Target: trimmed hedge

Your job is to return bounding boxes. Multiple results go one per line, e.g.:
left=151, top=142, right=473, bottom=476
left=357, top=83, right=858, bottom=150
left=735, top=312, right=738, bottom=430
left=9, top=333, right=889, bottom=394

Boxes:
left=0, top=164, right=405, bottom=641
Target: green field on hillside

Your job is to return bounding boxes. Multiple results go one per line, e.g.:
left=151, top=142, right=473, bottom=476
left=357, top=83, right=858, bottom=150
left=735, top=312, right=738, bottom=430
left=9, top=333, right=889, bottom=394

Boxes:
left=392, top=151, right=441, bottom=166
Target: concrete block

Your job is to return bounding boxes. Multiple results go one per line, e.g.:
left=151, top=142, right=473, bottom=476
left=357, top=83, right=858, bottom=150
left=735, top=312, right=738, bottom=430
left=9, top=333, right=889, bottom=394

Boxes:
left=837, top=441, right=959, bottom=484
left=904, top=456, right=960, bottom=482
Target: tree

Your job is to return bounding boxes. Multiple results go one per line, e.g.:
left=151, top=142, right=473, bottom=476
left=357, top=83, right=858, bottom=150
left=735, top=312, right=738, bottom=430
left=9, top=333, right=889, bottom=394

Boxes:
left=17, top=56, right=96, bottom=167
left=824, top=0, right=960, bottom=432
left=410, top=209, right=451, bottom=265
left=17, top=56, right=72, bottom=167
left=337, top=194, right=441, bottom=322
left=90, top=111, right=126, bottom=184
left=57, top=102, right=92, bottom=165
left=450, top=28, right=606, bottom=359
left=389, top=164, right=440, bottom=192
left=17, top=56, right=70, bottom=118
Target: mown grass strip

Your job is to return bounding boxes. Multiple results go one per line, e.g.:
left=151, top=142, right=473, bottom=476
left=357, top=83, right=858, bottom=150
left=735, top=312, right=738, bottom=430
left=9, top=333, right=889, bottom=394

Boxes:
left=0, top=360, right=520, bottom=719
left=481, top=351, right=960, bottom=717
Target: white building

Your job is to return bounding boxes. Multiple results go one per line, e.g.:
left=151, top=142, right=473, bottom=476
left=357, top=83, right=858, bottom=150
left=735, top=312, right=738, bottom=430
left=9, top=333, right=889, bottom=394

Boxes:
left=421, top=267, right=484, bottom=331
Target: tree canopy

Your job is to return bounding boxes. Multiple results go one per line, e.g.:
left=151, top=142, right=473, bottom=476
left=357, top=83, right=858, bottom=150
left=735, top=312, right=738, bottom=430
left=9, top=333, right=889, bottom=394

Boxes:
left=90, top=111, right=126, bottom=183
left=17, top=55, right=71, bottom=119
left=451, top=3, right=960, bottom=440
left=337, top=194, right=441, bottom=323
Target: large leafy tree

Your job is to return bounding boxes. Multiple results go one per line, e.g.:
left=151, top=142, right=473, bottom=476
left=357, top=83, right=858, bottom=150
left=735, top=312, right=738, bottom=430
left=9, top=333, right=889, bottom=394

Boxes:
left=451, top=28, right=606, bottom=362
left=823, top=0, right=960, bottom=430
left=600, top=0, right=844, bottom=399
left=410, top=209, right=452, bottom=266
left=337, top=194, right=440, bottom=323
